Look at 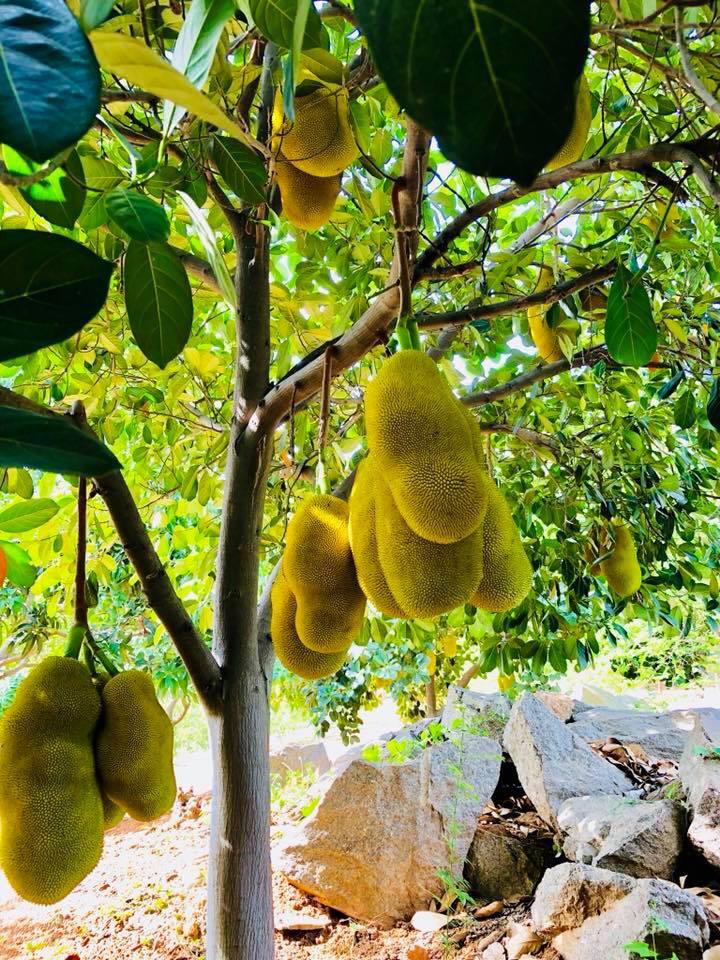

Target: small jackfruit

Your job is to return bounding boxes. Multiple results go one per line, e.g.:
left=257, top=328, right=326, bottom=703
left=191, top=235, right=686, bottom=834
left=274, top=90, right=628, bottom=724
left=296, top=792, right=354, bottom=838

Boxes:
left=0, top=657, right=104, bottom=904
left=283, top=495, right=366, bottom=653
left=546, top=74, right=592, bottom=172
left=271, top=567, right=349, bottom=680
left=528, top=266, right=563, bottom=363
left=471, top=484, right=533, bottom=613
left=276, top=154, right=342, bottom=231
left=272, top=87, right=358, bottom=178
left=374, top=457, right=484, bottom=618
left=348, top=458, right=406, bottom=618
left=600, top=522, right=642, bottom=598
left=365, top=350, right=491, bottom=544
left=102, top=795, right=125, bottom=830
left=95, top=671, right=176, bottom=822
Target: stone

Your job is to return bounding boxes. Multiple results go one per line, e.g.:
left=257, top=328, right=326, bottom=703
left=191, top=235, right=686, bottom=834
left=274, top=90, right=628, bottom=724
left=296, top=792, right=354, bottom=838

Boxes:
left=558, top=794, right=684, bottom=879
left=441, top=686, right=510, bottom=739
left=568, top=706, right=720, bottom=763
left=679, top=712, right=720, bottom=870
left=503, top=694, right=632, bottom=829
left=465, top=825, right=553, bottom=902
left=274, top=732, right=502, bottom=927
left=532, top=863, right=636, bottom=937
left=269, top=741, right=331, bottom=782
left=482, top=944, right=506, bottom=960
left=535, top=691, right=575, bottom=722
left=333, top=718, right=434, bottom=773
left=553, top=878, right=709, bottom=960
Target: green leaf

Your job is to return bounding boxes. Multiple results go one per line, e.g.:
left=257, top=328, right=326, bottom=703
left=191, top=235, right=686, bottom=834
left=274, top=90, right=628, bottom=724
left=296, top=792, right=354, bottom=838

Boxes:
left=178, top=190, right=237, bottom=308
left=80, top=0, right=116, bottom=31
left=707, top=378, right=720, bottom=432
left=292, top=0, right=312, bottom=84
left=0, top=231, right=114, bottom=362
left=211, top=136, right=267, bottom=204
left=0, top=0, right=101, bottom=163
left=78, top=155, right=123, bottom=229
left=354, top=0, right=591, bottom=185
left=0, top=541, right=37, bottom=589
left=657, top=369, right=685, bottom=401
left=106, top=189, right=171, bottom=242
left=605, top=263, right=657, bottom=367
left=0, top=408, right=121, bottom=476
left=3, top=147, right=87, bottom=228
left=124, top=241, right=193, bottom=368
left=163, top=0, right=237, bottom=139
left=674, top=390, right=696, bottom=430
left=0, top=498, right=60, bottom=533
left=244, top=0, right=325, bottom=50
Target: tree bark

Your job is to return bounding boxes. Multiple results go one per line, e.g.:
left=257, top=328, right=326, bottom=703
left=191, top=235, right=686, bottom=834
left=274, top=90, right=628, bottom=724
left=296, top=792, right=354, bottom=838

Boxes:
left=206, top=207, right=274, bottom=960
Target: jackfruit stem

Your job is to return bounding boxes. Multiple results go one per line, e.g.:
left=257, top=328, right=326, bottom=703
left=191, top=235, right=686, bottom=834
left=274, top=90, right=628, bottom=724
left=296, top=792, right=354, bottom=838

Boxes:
left=64, top=623, right=86, bottom=660
left=84, top=629, right=120, bottom=678
left=395, top=319, right=421, bottom=352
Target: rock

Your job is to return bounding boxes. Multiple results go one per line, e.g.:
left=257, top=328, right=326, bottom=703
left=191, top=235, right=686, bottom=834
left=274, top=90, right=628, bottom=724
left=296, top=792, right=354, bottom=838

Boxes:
left=333, top=718, right=434, bottom=773
left=704, top=948, right=720, bottom=960
left=558, top=794, right=684, bottom=879
left=532, top=863, right=636, bottom=937
left=535, top=691, right=575, bottom=722
left=482, top=944, right=506, bottom=960
left=275, top=733, right=502, bottom=927
left=466, top=825, right=553, bottom=901
left=503, top=694, right=632, bottom=828
left=679, top=712, right=720, bottom=870
left=441, top=686, right=510, bottom=739
left=553, top=878, right=709, bottom=960
left=269, top=741, right=331, bottom=782
left=568, top=707, right=720, bottom=763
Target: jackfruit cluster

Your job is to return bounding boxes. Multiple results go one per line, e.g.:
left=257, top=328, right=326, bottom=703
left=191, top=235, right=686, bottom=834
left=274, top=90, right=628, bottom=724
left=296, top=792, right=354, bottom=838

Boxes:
left=272, top=86, right=358, bottom=231
left=546, top=74, right=592, bottom=172
left=272, top=495, right=366, bottom=679
left=599, top=522, right=642, bottom=598
left=0, top=657, right=176, bottom=904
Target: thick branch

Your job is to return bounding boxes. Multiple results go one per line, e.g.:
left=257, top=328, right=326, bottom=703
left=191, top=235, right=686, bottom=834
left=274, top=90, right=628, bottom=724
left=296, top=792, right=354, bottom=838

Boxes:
left=173, top=248, right=223, bottom=297
left=417, top=263, right=617, bottom=330
left=476, top=421, right=560, bottom=456
left=0, top=387, right=222, bottom=708
left=675, top=8, right=720, bottom=117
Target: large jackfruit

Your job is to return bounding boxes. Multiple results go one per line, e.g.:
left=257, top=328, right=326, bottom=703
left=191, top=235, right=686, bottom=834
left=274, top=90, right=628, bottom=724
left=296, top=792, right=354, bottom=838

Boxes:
left=95, top=671, right=176, bottom=822
left=528, top=266, right=563, bottom=363
left=271, top=567, right=349, bottom=680
left=0, top=657, right=104, bottom=904
left=283, top=495, right=366, bottom=653
left=374, top=457, right=484, bottom=618
left=348, top=458, right=406, bottom=618
left=471, top=484, right=533, bottom=613
left=102, top=795, right=125, bottom=830
left=365, top=350, right=491, bottom=544
left=276, top=154, right=342, bottom=231
left=273, top=87, right=358, bottom=178
left=600, top=522, right=642, bottom=598
left=546, top=74, right=592, bottom=172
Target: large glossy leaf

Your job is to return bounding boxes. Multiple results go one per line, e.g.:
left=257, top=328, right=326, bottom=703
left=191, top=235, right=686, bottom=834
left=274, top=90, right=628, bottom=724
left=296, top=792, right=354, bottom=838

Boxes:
left=80, top=0, right=115, bottom=30
left=106, top=189, right=170, bottom=242
left=0, top=231, right=114, bottom=361
left=0, top=0, right=101, bottom=163
left=0, top=408, right=121, bottom=475
left=163, top=0, right=236, bottom=139
left=354, top=0, right=591, bottom=185
left=124, top=241, right=193, bottom=368
left=674, top=391, right=696, bottom=430
left=3, top=147, right=86, bottom=228
left=244, top=0, right=325, bottom=50
left=90, top=31, right=258, bottom=149
left=212, top=136, right=267, bottom=203
left=605, top=263, right=657, bottom=367
left=0, top=540, right=36, bottom=588
left=0, top=498, right=59, bottom=533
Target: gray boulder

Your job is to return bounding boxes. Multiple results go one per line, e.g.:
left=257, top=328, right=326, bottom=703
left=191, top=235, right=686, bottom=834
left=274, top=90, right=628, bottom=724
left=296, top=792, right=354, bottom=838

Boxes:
left=532, top=863, right=635, bottom=937
left=275, top=732, right=502, bottom=927
left=269, top=741, right=331, bottom=782
left=679, top=712, right=720, bottom=870
left=504, top=694, right=633, bottom=829
left=441, top=686, right=510, bottom=739
left=466, top=825, right=553, bottom=902
left=558, top=794, right=684, bottom=879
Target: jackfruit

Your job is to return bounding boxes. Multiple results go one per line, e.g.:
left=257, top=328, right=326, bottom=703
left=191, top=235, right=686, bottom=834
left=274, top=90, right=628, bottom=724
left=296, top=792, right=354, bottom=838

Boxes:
left=374, top=458, right=484, bottom=618
left=102, top=795, right=125, bottom=830
left=546, top=74, right=592, bottom=172
left=348, top=458, right=406, bottom=618
left=0, top=657, right=104, bottom=904
left=365, top=350, right=491, bottom=544
left=95, top=671, right=176, bottom=822
left=471, top=484, right=533, bottom=612
left=283, top=495, right=366, bottom=653
left=272, top=87, right=358, bottom=178
left=528, top=266, right=563, bottom=363
left=276, top=154, right=342, bottom=231
left=600, top=522, right=642, bottom=597
left=271, top=567, right=349, bottom=680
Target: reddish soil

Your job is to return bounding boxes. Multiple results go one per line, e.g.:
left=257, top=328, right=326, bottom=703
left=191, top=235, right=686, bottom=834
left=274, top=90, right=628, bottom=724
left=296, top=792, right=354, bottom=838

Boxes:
left=0, top=789, right=553, bottom=960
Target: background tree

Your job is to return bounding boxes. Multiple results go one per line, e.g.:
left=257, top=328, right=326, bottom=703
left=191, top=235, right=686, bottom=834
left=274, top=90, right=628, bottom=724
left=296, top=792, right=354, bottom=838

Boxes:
left=1, top=1, right=720, bottom=958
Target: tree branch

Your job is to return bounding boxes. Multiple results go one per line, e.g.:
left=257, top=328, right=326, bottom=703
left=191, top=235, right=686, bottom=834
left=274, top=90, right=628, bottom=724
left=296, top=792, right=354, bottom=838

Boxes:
left=475, top=421, right=560, bottom=456
left=675, top=7, right=720, bottom=117
left=0, top=387, right=222, bottom=709
left=173, top=248, right=223, bottom=297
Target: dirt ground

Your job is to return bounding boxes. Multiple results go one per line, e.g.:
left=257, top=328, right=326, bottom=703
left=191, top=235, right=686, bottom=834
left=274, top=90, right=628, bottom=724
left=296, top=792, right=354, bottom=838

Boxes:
left=0, top=789, right=555, bottom=960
